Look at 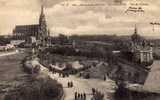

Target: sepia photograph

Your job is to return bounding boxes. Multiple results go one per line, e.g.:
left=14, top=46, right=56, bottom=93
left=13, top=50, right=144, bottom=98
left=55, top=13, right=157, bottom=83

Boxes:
left=0, top=0, right=160, bottom=100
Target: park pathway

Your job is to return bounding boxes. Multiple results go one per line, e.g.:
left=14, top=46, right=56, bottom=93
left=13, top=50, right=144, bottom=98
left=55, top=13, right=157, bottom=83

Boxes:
left=30, top=58, right=116, bottom=100
left=50, top=73, right=116, bottom=100
left=143, top=60, right=160, bottom=93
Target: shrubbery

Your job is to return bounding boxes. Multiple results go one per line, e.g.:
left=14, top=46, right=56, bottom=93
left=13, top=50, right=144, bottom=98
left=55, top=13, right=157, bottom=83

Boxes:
left=4, top=77, right=63, bottom=100
left=40, top=46, right=113, bottom=60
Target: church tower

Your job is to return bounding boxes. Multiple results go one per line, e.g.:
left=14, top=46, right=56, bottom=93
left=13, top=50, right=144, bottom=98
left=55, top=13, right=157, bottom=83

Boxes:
left=131, top=25, right=142, bottom=44
left=134, top=24, right=138, bottom=34
left=38, top=5, right=48, bottom=40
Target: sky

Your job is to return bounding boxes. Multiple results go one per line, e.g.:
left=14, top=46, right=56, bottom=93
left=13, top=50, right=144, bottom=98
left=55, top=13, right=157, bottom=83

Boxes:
left=0, top=0, right=160, bottom=37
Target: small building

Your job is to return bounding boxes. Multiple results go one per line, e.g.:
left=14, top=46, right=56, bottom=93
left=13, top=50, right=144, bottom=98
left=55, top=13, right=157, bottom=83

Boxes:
left=0, top=44, right=15, bottom=51
left=10, top=40, right=25, bottom=46
left=130, top=26, right=153, bottom=66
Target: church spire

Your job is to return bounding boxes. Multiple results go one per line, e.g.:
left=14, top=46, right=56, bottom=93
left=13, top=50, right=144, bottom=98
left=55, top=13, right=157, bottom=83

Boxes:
left=134, top=24, right=138, bottom=34
left=38, top=5, right=48, bottom=40
left=39, top=4, right=46, bottom=25
left=41, top=4, right=44, bottom=16
left=131, top=24, right=143, bottom=43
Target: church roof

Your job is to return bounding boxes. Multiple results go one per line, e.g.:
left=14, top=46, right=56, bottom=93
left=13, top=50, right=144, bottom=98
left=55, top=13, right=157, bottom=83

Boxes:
left=13, top=24, right=39, bottom=34
left=13, top=5, right=48, bottom=38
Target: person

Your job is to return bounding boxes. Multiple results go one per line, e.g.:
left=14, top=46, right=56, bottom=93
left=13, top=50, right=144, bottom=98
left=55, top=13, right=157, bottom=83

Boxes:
left=103, top=75, right=106, bottom=81
left=62, top=73, right=65, bottom=78
left=92, top=88, right=96, bottom=95
left=59, top=73, right=61, bottom=77
left=83, top=93, right=86, bottom=100
left=80, top=93, right=83, bottom=99
left=66, top=73, right=69, bottom=77
left=78, top=93, right=80, bottom=98
left=68, top=82, right=70, bottom=88
left=71, top=81, right=73, bottom=87
left=75, top=92, right=77, bottom=99
left=49, top=65, right=52, bottom=72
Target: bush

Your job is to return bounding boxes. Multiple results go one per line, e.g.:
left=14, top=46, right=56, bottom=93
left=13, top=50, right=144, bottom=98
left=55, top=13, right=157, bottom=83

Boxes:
left=84, top=73, right=90, bottom=79
left=4, top=77, right=63, bottom=100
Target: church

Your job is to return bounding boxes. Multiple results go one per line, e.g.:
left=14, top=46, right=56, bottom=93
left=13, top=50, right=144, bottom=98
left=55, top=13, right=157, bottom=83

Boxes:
left=130, top=26, right=153, bottom=66
left=12, top=5, right=49, bottom=45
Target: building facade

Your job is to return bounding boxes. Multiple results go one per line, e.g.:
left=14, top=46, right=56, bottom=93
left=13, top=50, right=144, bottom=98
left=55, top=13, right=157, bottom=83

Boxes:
left=13, top=5, right=49, bottom=45
left=131, top=26, right=153, bottom=66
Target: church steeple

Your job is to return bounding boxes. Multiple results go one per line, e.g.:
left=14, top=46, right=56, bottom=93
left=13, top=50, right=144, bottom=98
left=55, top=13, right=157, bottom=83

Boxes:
left=39, top=5, right=46, bottom=26
left=39, top=5, right=47, bottom=37
left=41, top=5, right=44, bottom=15
left=134, top=24, right=138, bottom=34
left=131, top=24, right=142, bottom=43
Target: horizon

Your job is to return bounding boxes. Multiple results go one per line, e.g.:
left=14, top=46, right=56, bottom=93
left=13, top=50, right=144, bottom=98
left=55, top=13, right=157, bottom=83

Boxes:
left=2, top=32, right=160, bottom=40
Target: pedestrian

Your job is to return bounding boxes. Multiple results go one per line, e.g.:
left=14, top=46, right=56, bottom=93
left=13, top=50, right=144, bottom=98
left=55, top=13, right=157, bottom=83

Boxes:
left=49, top=65, right=52, bottom=72
left=80, top=93, right=83, bottom=99
left=59, top=73, right=61, bottom=77
left=83, top=93, right=86, bottom=100
left=71, top=81, right=73, bottom=87
left=92, top=88, right=96, bottom=95
left=79, top=72, right=82, bottom=77
left=68, top=82, right=70, bottom=88
left=69, top=82, right=72, bottom=88
left=70, top=82, right=72, bottom=88
left=103, top=75, right=106, bottom=81
left=62, top=73, right=65, bottom=78
left=75, top=92, right=77, bottom=99
left=78, top=93, right=80, bottom=98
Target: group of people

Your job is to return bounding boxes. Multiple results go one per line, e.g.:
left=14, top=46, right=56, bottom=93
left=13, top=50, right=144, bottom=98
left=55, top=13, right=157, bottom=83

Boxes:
left=48, top=64, right=106, bottom=100
left=68, top=81, right=73, bottom=88
left=48, top=65, right=70, bottom=78
left=91, top=88, right=104, bottom=100
left=74, top=92, right=86, bottom=100
left=59, top=72, right=69, bottom=78
left=48, top=65, right=55, bottom=72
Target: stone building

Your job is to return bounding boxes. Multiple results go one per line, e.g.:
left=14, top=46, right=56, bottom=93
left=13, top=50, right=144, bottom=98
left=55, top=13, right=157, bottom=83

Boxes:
left=12, top=5, right=49, bottom=45
left=131, top=26, right=153, bottom=66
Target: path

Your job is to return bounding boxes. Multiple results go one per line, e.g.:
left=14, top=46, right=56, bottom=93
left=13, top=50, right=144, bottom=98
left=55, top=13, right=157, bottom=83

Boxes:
left=0, top=50, right=18, bottom=57
left=143, top=60, right=160, bottom=93
left=30, top=59, right=116, bottom=100
left=50, top=73, right=116, bottom=100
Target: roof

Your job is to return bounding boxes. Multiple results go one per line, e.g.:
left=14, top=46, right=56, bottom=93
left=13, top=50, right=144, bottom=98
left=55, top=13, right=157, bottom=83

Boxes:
left=13, top=24, right=39, bottom=34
